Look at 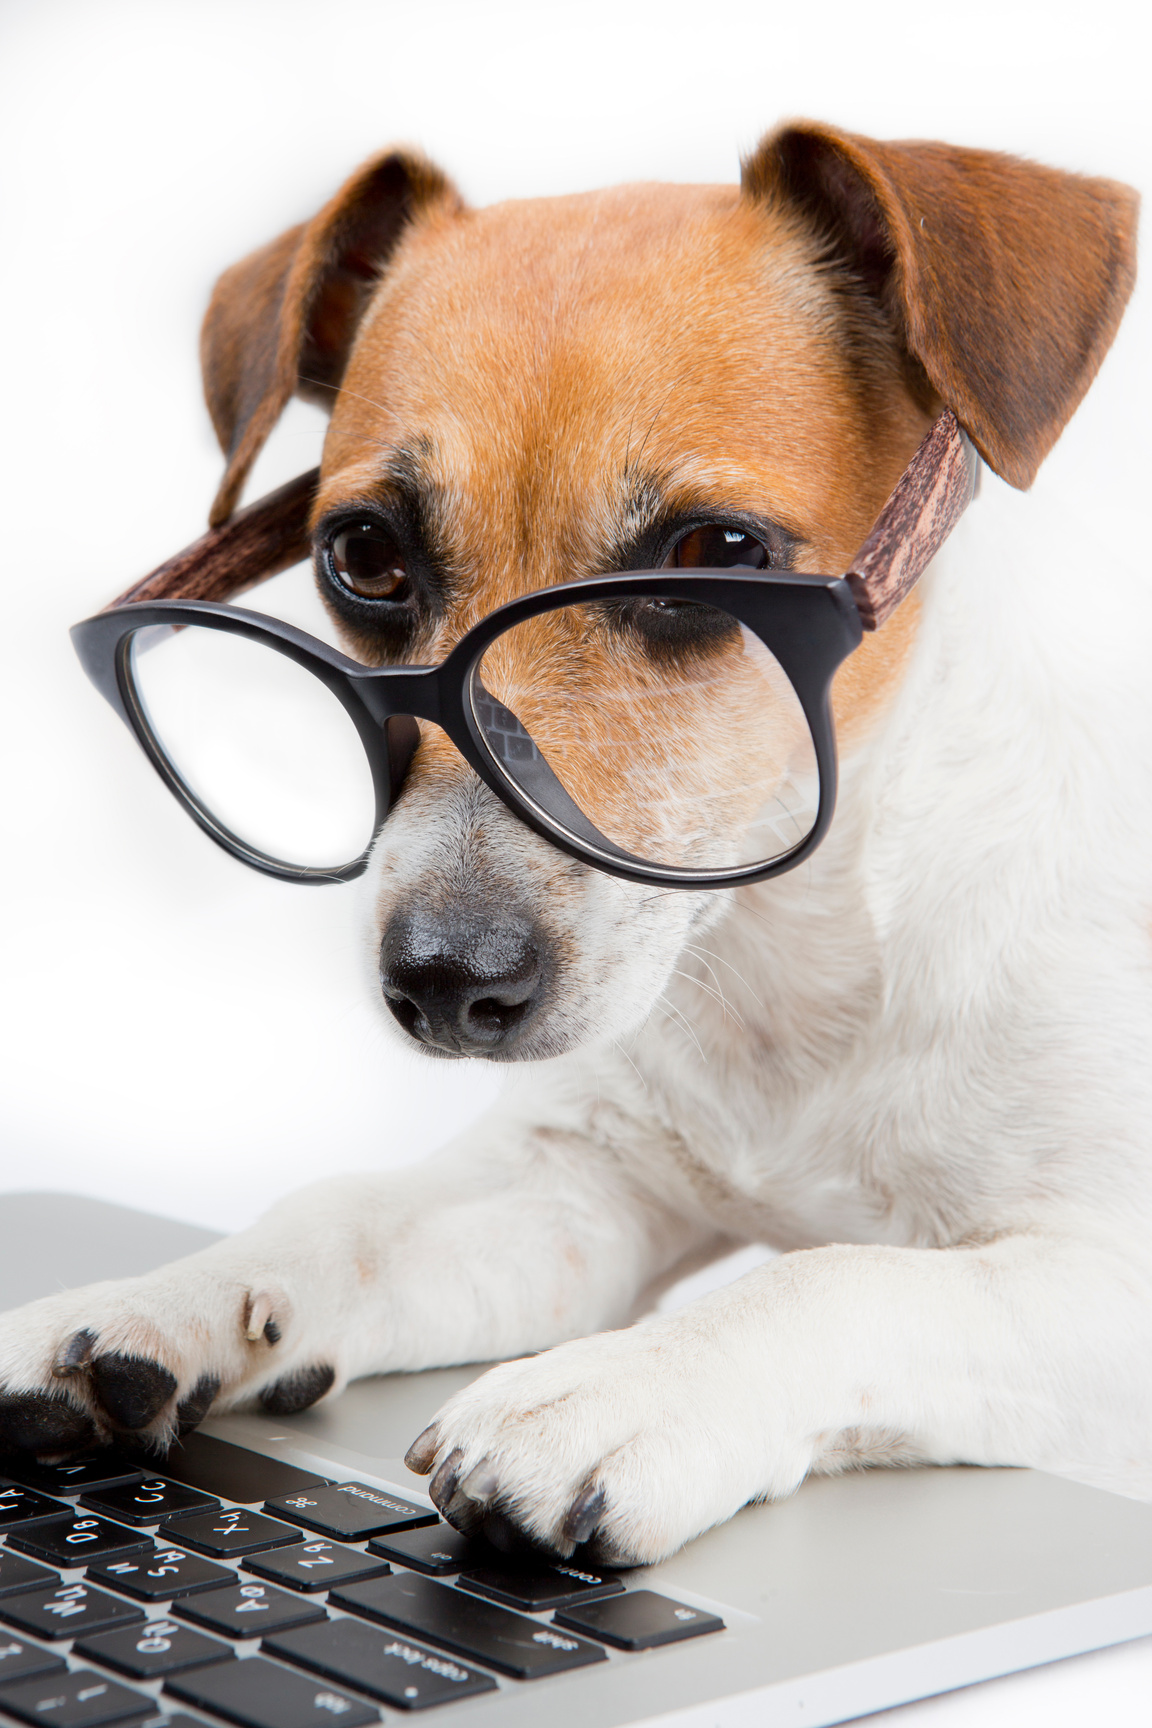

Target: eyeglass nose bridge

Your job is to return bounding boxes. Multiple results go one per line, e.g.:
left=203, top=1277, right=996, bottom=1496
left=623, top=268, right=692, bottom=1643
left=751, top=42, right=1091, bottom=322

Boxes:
left=351, top=662, right=442, bottom=728
left=383, top=712, right=421, bottom=802
left=347, top=662, right=454, bottom=815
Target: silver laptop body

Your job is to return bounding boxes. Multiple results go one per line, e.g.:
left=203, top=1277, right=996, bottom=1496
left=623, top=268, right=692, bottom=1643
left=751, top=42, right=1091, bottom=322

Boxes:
left=2, top=1191, right=1151, bottom=1728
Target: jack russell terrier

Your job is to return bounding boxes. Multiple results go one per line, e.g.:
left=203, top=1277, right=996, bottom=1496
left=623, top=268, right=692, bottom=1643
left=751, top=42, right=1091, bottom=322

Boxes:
left=1, top=120, right=1146, bottom=1567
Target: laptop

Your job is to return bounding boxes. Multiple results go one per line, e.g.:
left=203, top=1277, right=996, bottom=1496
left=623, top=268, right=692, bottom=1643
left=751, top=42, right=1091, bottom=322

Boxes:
left=2, top=1191, right=1151, bottom=1728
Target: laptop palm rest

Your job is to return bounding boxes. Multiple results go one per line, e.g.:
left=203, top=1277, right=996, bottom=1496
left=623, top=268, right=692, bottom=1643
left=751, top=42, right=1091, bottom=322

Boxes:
left=3, top=1191, right=1150, bottom=1727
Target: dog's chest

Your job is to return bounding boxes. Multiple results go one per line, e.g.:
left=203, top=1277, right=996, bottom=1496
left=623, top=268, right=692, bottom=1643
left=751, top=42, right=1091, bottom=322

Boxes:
left=632, top=893, right=918, bottom=1249
left=617, top=848, right=1030, bottom=1252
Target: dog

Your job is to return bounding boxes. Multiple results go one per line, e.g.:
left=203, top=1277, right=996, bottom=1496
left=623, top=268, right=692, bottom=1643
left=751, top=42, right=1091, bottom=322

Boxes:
left=1, top=121, right=1147, bottom=1568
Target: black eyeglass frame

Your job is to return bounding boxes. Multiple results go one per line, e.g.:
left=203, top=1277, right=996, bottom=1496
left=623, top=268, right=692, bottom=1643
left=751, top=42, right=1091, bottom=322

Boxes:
left=71, top=409, right=979, bottom=890
left=72, top=569, right=861, bottom=889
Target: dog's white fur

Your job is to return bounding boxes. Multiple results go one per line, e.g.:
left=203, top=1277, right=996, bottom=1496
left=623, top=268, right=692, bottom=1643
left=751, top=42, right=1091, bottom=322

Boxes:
left=4, top=449, right=1150, bottom=1560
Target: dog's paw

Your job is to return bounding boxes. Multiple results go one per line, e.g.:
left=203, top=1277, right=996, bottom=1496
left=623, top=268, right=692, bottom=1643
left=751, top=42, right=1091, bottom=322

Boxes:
left=0, top=1263, right=341, bottom=1459
left=404, top=1318, right=806, bottom=1566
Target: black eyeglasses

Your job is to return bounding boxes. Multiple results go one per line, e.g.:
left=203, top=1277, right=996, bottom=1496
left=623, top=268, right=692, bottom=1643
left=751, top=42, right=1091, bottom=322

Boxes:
left=71, top=412, right=977, bottom=890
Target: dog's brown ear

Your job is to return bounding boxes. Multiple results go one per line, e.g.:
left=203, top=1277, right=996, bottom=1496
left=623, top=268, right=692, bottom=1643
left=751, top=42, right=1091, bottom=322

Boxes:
left=743, top=122, right=1138, bottom=487
left=201, top=150, right=461, bottom=525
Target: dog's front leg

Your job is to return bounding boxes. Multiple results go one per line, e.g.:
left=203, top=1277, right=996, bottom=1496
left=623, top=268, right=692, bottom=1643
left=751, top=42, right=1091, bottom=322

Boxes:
left=412, top=1229, right=1152, bottom=1563
left=0, top=1118, right=711, bottom=1459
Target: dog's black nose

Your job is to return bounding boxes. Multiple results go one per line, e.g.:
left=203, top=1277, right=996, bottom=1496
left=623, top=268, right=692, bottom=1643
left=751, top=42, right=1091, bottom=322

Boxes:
left=379, top=909, right=544, bottom=1056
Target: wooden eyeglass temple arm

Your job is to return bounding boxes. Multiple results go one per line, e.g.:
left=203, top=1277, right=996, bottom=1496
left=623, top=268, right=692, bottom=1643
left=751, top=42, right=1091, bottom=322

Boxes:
left=845, top=410, right=978, bottom=630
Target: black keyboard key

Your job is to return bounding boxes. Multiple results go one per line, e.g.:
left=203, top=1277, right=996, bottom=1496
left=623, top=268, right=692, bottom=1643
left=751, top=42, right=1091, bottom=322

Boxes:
left=80, top=1479, right=218, bottom=1527
left=0, top=1484, right=70, bottom=1530
left=265, top=1483, right=437, bottom=1542
left=6, top=1514, right=152, bottom=1568
left=0, top=1551, right=59, bottom=1598
left=88, top=1546, right=233, bottom=1602
left=145, top=1435, right=329, bottom=1504
left=458, top=1560, right=624, bottom=1611
left=157, top=1507, right=300, bottom=1558
left=0, top=1667, right=155, bottom=1726
left=365, top=1523, right=494, bottom=1577
left=0, top=1632, right=66, bottom=1683
left=1, top=1455, right=144, bottom=1498
left=265, top=1615, right=498, bottom=1710
left=174, top=1579, right=328, bottom=1638
left=76, top=1616, right=232, bottom=1679
left=165, top=1654, right=379, bottom=1726
left=554, top=1587, right=725, bottom=1649
left=243, top=1540, right=391, bottom=1594
left=330, top=1573, right=607, bottom=1679
left=0, top=1581, right=145, bottom=1641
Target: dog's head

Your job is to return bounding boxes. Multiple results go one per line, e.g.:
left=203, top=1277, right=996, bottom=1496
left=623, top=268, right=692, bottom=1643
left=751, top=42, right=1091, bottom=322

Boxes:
left=200, top=124, right=1136, bottom=1061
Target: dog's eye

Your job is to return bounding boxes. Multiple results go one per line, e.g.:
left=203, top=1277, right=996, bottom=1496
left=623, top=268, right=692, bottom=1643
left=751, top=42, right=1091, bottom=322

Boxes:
left=329, top=522, right=408, bottom=599
left=665, top=526, right=769, bottom=570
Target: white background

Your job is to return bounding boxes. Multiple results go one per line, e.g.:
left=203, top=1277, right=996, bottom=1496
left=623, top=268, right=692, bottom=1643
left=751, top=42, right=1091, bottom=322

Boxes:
left=0, top=1, right=1148, bottom=1720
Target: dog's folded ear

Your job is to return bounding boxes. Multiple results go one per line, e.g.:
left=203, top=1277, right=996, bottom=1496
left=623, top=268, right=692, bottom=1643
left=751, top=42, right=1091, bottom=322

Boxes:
left=743, top=122, right=1138, bottom=488
left=201, top=151, right=462, bottom=526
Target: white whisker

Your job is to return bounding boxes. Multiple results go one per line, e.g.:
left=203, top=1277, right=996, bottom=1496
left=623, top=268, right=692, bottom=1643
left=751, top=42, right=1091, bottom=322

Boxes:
left=653, top=997, right=706, bottom=1062
left=611, top=1036, right=649, bottom=1095
left=683, top=943, right=766, bottom=1011
left=667, top=967, right=744, bottom=1029
left=299, top=374, right=393, bottom=419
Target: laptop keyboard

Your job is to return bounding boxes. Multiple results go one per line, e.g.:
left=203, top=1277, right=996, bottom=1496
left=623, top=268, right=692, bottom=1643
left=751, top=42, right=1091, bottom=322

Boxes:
left=0, top=1434, right=724, bottom=1725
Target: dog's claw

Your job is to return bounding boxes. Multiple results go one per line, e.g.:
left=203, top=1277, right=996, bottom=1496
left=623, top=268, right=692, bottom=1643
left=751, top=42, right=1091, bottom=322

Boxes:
left=429, top=1446, right=465, bottom=1511
left=459, top=1456, right=500, bottom=1502
left=258, top=1363, right=335, bottom=1416
left=443, top=1485, right=489, bottom=1536
left=561, top=1483, right=606, bottom=1546
left=442, top=1458, right=499, bottom=1537
left=404, top=1424, right=441, bottom=1474
left=245, top=1292, right=275, bottom=1343
left=51, top=1329, right=97, bottom=1379
left=90, top=1354, right=177, bottom=1431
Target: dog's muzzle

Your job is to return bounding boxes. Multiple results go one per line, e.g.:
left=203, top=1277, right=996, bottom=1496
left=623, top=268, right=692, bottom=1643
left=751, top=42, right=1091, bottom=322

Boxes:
left=379, top=906, right=546, bottom=1058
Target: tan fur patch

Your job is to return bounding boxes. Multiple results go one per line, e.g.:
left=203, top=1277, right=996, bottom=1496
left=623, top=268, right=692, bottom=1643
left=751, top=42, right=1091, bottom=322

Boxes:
left=313, top=183, right=930, bottom=862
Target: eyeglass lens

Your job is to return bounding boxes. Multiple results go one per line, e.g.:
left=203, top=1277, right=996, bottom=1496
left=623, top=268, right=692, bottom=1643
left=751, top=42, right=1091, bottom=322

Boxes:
left=471, top=597, right=819, bottom=872
left=128, top=625, right=378, bottom=869
left=125, top=597, right=820, bottom=878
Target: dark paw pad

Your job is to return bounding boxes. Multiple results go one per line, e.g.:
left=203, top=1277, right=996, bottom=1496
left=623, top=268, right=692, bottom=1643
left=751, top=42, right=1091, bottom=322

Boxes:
left=582, top=1527, right=632, bottom=1567
left=440, top=1493, right=561, bottom=1556
left=470, top=1505, right=544, bottom=1556
left=0, top=1391, right=96, bottom=1455
left=259, top=1363, right=335, bottom=1416
left=90, top=1354, right=178, bottom=1430
left=176, top=1375, right=220, bottom=1436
